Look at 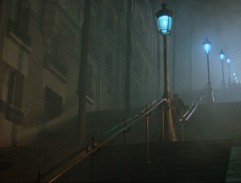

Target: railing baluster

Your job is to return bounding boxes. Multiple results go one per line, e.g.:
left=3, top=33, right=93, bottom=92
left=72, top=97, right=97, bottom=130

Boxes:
left=162, top=103, right=165, bottom=141
left=145, top=110, right=151, bottom=164
left=37, top=171, right=42, bottom=183
left=90, top=137, right=95, bottom=182
left=181, top=121, right=184, bottom=142
left=123, top=120, right=128, bottom=182
left=90, top=155, right=94, bottom=182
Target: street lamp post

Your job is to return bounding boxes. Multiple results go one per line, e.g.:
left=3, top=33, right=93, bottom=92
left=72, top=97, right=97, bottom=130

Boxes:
left=219, top=50, right=226, bottom=89
left=227, top=58, right=231, bottom=88
left=233, top=73, right=237, bottom=85
left=235, top=76, right=238, bottom=83
left=203, top=38, right=214, bottom=103
left=156, top=3, right=176, bottom=142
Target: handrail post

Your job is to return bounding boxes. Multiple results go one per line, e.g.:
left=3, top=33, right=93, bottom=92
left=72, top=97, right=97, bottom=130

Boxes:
left=90, top=137, right=95, bottom=182
left=145, top=111, right=151, bottom=164
left=123, top=120, right=128, bottom=182
left=181, top=121, right=184, bottom=142
left=37, top=171, right=42, bottom=183
left=161, top=102, right=165, bottom=141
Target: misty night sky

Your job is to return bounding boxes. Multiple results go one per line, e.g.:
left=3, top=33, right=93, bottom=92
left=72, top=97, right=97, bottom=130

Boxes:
left=171, top=0, right=241, bottom=94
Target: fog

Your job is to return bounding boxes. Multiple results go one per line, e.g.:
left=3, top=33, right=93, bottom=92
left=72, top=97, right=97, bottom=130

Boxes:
left=172, top=0, right=241, bottom=103
left=1, top=0, right=241, bottom=182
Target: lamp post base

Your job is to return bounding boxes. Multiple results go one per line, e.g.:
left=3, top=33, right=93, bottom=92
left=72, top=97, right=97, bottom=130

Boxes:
left=162, top=95, right=177, bottom=142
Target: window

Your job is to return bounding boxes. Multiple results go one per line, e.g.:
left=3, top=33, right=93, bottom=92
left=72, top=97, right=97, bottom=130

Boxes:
left=46, top=37, right=58, bottom=62
left=45, top=37, right=67, bottom=76
left=3, top=70, right=24, bottom=124
left=9, top=0, right=31, bottom=45
left=50, top=38, right=58, bottom=58
left=14, top=0, right=30, bottom=31
left=44, top=87, right=62, bottom=122
left=7, top=70, right=24, bottom=109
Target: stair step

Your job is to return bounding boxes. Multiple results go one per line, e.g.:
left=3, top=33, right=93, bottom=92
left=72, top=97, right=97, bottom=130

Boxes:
left=56, top=139, right=231, bottom=182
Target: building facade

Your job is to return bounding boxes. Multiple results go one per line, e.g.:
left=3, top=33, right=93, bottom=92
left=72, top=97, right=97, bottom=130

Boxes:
left=0, top=0, right=166, bottom=147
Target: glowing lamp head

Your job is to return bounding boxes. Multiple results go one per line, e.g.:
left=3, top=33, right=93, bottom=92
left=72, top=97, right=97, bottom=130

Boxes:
left=156, top=3, right=173, bottom=36
left=203, top=38, right=211, bottom=54
left=219, top=50, right=225, bottom=61
left=227, top=58, right=231, bottom=64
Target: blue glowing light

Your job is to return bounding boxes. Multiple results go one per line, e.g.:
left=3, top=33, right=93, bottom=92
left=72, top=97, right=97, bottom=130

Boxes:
left=227, top=58, right=231, bottom=64
left=156, top=3, right=173, bottom=36
left=157, top=15, right=172, bottom=35
left=219, top=50, right=225, bottom=60
left=203, top=38, right=211, bottom=54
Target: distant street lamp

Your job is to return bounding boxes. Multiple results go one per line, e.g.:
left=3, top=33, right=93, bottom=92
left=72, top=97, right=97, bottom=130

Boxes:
left=233, top=72, right=236, bottom=85
left=156, top=3, right=176, bottom=142
left=227, top=58, right=231, bottom=88
left=234, top=75, right=239, bottom=86
left=219, top=50, right=226, bottom=89
left=203, top=38, right=214, bottom=103
left=235, top=76, right=238, bottom=83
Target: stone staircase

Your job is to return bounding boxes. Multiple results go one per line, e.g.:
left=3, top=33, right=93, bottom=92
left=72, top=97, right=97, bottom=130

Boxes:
left=184, top=102, right=241, bottom=145
left=38, top=102, right=239, bottom=182
left=56, top=139, right=232, bottom=182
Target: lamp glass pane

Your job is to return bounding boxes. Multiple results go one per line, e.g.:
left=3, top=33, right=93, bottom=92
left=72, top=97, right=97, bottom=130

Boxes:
left=157, top=15, right=172, bottom=35
left=203, top=43, right=211, bottom=53
left=220, top=53, right=225, bottom=60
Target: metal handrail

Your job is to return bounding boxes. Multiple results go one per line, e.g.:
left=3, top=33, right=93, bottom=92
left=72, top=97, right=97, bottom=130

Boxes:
left=101, top=100, right=161, bottom=139
left=38, top=85, right=211, bottom=182
left=100, top=99, right=165, bottom=141
left=175, top=86, right=209, bottom=141
left=38, top=98, right=166, bottom=183
left=183, top=85, right=209, bottom=121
